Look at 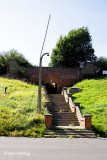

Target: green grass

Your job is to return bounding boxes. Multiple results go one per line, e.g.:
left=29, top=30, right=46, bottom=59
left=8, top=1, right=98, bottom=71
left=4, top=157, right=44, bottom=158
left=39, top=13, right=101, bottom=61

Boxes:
left=0, top=77, right=46, bottom=137
left=71, top=78, right=107, bottom=137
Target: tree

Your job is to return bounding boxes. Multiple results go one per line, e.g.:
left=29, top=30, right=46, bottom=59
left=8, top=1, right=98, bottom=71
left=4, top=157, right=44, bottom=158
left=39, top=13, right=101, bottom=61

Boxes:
left=49, top=27, right=96, bottom=68
left=95, top=57, right=107, bottom=76
left=0, top=49, right=32, bottom=75
left=0, top=54, right=6, bottom=74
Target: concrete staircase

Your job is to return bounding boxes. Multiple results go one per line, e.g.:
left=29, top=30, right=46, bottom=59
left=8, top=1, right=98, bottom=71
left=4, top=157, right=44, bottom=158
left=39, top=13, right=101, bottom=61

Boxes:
left=49, top=94, right=80, bottom=126
left=45, top=94, right=96, bottom=138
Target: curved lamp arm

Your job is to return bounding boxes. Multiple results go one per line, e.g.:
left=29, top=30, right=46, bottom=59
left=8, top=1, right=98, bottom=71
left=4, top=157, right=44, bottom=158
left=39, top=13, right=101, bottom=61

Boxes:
left=41, top=53, right=49, bottom=59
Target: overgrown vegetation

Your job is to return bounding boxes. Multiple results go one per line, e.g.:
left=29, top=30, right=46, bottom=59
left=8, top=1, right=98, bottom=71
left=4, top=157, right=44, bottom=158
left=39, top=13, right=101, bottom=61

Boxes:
left=71, top=78, right=107, bottom=137
left=0, top=49, right=32, bottom=75
left=0, top=77, right=46, bottom=137
left=95, top=57, right=107, bottom=76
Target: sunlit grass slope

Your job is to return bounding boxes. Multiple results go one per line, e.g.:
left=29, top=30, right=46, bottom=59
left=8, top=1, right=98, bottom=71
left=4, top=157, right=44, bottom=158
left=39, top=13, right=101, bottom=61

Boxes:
left=72, top=78, right=107, bottom=137
left=0, top=77, right=46, bottom=137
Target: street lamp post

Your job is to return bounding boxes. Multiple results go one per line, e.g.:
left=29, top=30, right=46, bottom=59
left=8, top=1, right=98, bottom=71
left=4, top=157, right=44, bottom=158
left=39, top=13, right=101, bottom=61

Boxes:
left=38, top=53, right=49, bottom=113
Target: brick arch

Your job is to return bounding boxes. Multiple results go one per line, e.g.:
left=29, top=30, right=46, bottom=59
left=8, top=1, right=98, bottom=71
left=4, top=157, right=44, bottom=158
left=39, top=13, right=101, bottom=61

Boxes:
left=43, top=74, right=61, bottom=93
left=43, top=74, right=60, bottom=84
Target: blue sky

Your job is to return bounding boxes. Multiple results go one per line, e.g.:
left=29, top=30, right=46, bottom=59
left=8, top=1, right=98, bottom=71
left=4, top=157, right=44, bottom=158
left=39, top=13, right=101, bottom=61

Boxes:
left=0, top=0, right=107, bottom=66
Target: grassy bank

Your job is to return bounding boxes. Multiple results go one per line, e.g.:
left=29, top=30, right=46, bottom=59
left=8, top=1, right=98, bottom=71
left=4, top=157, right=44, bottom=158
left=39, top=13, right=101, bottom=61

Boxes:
left=71, top=78, right=107, bottom=137
left=0, top=77, right=46, bottom=137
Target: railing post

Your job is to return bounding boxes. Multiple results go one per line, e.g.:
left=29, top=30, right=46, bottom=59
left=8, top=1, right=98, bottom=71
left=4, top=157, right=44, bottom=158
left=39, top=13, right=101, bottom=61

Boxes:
left=63, top=87, right=67, bottom=94
left=74, top=102, right=81, bottom=113
left=45, top=101, right=51, bottom=113
left=84, top=114, right=92, bottom=129
left=44, top=113, right=53, bottom=129
left=74, top=102, right=81, bottom=108
left=68, top=93, right=73, bottom=102
left=63, top=87, right=68, bottom=102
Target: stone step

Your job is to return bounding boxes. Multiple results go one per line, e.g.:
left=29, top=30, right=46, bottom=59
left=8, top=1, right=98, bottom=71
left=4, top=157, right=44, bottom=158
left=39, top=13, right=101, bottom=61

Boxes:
left=53, top=120, right=79, bottom=123
left=53, top=117, right=78, bottom=120
left=52, top=110, right=71, bottom=112
left=53, top=122, right=79, bottom=125
left=48, top=95, right=66, bottom=103
left=53, top=105, right=70, bottom=108
left=53, top=112, right=76, bottom=115
left=53, top=114, right=76, bottom=116
left=49, top=94, right=64, bottom=97
left=53, top=122, right=80, bottom=126
left=52, top=117, right=78, bottom=122
left=53, top=110, right=71, bottom=112
left=53, top=123, right=80, bottom=125
left=48, top=95, right=64, bottom=99
left=53, top=116, right=78, bottom=119
left=53, top=114, right=77, bottom=117
left=44, top=135, right=96, bottom=138
left=45, top=129, right=95, bottom=133
left=44, top=129, right=96, bottom=138
left=52, top=108, right=70, bottom=110
left=45, top=132, right=95, bottom=136
left=53, top=103, right=70, bottom=108
left=53, top=120, right=79, bottom=124
left=53, top=107, right=70, bottom=109
left=53, top=121, right=79, bottom=124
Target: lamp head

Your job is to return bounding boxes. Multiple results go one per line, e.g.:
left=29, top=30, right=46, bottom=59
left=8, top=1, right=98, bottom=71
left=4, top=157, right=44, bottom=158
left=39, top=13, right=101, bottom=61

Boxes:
left=44, top=52, right=49, bottom=56
left=47, top=53, right=49, bottom=56
left=41, top=52, right=49, bottom=59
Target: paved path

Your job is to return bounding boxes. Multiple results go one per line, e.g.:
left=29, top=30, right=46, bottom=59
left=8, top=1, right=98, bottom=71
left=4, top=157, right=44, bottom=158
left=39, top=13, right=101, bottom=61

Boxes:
left=0, top=137, right=107, bottom=160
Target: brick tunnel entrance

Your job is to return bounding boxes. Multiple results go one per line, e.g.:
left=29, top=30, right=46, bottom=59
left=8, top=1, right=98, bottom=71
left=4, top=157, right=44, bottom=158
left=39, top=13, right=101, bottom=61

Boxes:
left=43, top=73, right=62, bottom=93
left=45, top=82, right=58, bottom=94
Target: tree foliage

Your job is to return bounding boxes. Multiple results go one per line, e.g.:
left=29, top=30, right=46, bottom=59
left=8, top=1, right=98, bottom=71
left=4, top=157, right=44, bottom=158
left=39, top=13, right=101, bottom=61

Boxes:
left=49, top=27, right=96, bottom=68
left=95, top=57, right=107, bottom=76
left=0, top=49, right=32, bottom=75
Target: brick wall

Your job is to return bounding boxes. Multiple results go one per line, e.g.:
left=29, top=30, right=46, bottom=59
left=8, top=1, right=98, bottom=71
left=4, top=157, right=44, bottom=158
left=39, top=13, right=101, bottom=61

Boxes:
left=8, top=60, right=81, bottom=92
left=26, top=67, right=80, bottom=92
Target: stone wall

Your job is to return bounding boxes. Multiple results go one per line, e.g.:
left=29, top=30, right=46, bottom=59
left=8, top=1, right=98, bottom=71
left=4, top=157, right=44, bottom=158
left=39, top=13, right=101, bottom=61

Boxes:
left=8, top=59, right=20, bottom=74
left=81, top=62, right=94, bottom=75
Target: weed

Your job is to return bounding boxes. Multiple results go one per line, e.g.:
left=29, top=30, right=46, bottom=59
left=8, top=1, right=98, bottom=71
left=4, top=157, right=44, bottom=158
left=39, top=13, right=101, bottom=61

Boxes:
left=69, top=135, right=73, bottom=139
left=48, top=132, right=54, bottom=135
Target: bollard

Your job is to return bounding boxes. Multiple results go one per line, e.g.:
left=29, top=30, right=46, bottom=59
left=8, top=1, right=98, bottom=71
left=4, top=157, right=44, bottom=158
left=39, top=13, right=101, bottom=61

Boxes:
left=5, top=87, right=7, bottom=94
